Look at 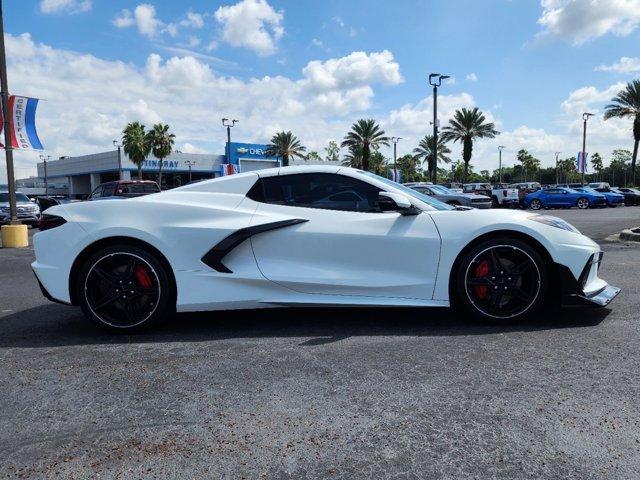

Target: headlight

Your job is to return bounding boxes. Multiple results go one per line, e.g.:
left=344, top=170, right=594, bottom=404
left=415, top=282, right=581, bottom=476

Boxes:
left=528, top=214, right=580, bottom=233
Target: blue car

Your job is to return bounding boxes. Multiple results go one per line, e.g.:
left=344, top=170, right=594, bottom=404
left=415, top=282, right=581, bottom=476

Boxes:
left=579, top=186, right=625, bottom=207
left=524, top=187, right=606, bottom=210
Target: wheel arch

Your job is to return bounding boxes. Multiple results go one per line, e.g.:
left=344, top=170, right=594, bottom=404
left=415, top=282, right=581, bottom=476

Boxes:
left=447, top=229, right=556, bottom=306
left=68, top=236, right=177, bottom=307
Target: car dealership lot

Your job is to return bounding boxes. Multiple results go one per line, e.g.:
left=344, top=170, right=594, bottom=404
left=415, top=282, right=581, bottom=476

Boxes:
left=2, top=208, right=640, bottom=479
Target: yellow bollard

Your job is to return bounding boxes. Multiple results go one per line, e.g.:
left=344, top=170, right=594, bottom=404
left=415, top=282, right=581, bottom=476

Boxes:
left=1, top=224, right=29, bottom=248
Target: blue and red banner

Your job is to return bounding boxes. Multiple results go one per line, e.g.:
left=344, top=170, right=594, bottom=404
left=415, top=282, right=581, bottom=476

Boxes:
left=575, top=152, right=588, bottom=174
left=0, top=95, right=44, bottom=150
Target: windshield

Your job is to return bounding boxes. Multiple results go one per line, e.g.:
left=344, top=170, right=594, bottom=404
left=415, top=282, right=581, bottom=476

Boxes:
left=0, top=193, right=31, bottom=203
left=429, top=185, right=451, bottom=194
left=358, top=171, right=454, bottom=211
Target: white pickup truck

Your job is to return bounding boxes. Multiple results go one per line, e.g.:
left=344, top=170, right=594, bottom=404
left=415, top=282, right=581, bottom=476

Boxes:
left=462, top=183, right=520, bottom=208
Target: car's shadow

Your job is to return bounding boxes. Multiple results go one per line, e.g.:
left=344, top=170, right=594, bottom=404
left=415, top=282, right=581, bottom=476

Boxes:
left=0, top=303, right=611, bottom=349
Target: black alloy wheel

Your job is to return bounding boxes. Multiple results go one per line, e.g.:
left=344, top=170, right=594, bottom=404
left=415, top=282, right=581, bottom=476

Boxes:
left=455, top=238, right=547, bottom=322
left=78, top=245, right=172, bottom=332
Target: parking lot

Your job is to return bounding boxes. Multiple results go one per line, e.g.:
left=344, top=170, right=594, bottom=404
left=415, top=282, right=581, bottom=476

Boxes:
left=1, top=207, right=640, bottom=479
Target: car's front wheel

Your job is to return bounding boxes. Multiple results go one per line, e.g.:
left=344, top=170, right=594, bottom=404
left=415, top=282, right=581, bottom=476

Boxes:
left=76, top=244, right=173, bottom=332
left=529, top=199, right=542, bottom=210
left=576, top=197, right=590, bottom=209
left=454, top=238, right=548, bottom=323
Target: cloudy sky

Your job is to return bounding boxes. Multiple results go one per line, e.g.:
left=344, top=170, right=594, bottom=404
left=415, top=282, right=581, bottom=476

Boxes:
left=2, top=0, right=640, bottom=182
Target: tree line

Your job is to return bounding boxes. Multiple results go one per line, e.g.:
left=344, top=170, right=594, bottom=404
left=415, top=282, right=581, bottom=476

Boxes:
left=122, top=79, right=640, bottom=187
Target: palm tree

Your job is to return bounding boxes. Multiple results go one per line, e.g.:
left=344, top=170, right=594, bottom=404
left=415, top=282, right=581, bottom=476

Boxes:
left=265, top=131, right=306, bottom=167
left=146, top=123, right=175, bottom=189
left=122, top=121, right=151, bottom=180
left=341, top=119, right=389, bottom=172
left=604, top=80, right=640, bottom=186
left=412, top=134, right=451, bottom=183
left=441, top=107, right=499, bottom=183
left=342, top=144, right=363, bottom=168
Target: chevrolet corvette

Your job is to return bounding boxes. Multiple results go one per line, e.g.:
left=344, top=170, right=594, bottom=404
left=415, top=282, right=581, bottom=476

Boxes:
left=32, top=166, right=620, bottom=331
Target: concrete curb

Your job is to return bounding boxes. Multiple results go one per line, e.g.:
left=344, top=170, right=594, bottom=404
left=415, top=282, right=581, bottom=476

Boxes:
left=620, top=227, right=640, bottom=242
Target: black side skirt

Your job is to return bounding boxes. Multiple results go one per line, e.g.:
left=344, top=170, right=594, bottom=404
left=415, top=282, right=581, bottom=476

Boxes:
left=201, top=218, right=309, bottom=273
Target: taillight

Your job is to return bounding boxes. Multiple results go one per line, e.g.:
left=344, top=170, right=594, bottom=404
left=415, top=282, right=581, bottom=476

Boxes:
left=39, top=214, right=67, bottom=231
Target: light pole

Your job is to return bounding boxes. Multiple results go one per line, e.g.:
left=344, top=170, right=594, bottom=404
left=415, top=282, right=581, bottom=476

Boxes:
left=498, top=146, right=505, bottom=183
left=185, top=160, right=195, bottom=182
left=113, top=140, right=123, bottom=180
left=554, top=151, right=561, bottom=185
left=581, top=112, right=594, bottom=186
left=39, top=154, right=50, bottom=195
left=222, top=118, right=238, bottom=165
left=428, top=73, right=450, bottom=183
left=391, top=137, right=401, bottom=181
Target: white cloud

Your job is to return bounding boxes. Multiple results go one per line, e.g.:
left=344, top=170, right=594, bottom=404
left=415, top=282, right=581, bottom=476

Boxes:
left=39, top=0, right=91, bottom=14
left=466, top=73, right=478, bottom=82
left=214, top=0, right=284, bottom=56
left=311, top=38, right=324, bottom=47
left=205, top=40, right=218, bottom=52
left=180, top=143, right=208, bottom=154
left=537, top=0, right=640, bottom=45
left=1, top=34, right=406, bottom=181
left=301, top=50, right=403, bottom=92
left=560, top=82, right=625, bottom=115
left=134, top=4, right=164, bottom=38
left=113, top=9, right=134, bottom=28
left=595, top=56, right=640, bottom=73
left=180, top=11, right=205, bottom=29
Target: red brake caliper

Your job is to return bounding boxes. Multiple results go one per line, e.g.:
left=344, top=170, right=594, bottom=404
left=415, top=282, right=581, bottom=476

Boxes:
left=474, top=260, right=490, bottom=299
left=134, top=265, right=152, bottom=289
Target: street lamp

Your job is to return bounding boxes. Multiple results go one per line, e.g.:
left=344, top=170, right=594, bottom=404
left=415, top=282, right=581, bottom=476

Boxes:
left=498, top=146, right=505, bottom=183
left=391, top=137, right=402, bottom=181
left=554, top=151, right=561, bottom=185
left=39, top=154, right=51, bottom=195
left=222, top=118, right=238, bottom=165
left=113, top=140, right=123, bottom=180
left=581, top=112, right=594, bottom=186
left=184, top=160, right=196, bottom=182
left=428, top=73, right=450, bottom=183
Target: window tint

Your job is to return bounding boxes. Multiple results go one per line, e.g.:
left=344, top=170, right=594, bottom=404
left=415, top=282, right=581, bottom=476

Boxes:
left=89, top=187, right=102, bottom=199
left=102, top=183, right=116, bottom=197
left=252, top=173, right=382, bottom=212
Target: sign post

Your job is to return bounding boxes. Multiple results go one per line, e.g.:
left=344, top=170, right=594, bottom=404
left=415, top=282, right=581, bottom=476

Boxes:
left=0, top=0, right=28, bottom=247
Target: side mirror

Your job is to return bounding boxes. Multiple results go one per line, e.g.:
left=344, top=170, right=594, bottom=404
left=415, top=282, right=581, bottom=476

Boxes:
left=378, top=192, right=419, bottom=215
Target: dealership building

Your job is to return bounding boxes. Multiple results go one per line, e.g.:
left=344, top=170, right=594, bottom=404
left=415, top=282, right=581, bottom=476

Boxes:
left=35, top=142, right=333, bottom=198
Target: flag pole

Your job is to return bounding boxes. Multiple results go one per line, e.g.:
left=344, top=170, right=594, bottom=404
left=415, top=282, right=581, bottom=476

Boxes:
left=0, top=0, right=18, bottom=225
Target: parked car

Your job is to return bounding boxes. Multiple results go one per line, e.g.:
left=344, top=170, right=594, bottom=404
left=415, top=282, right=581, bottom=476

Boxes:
left=588, top=182, right=611, bottom=190
left=32, top=165, right=619, bottom=332
left=0, top=191, right=41, bottom=225
left=612, top=187, right=640, bottom=206
left=510, top=182, right=542, bottom=207
left=463, top=183, right=519, bottom=207
left=34, top=195, right=80, bottom=213
left=88, top=180, right=160, bottom=201
left=556, top=183, right=583, bottom=189
left=574, top=186, right=624, bottom=207
left=439, top=182, right=463, bottom=193
left=524, top=187, right=606, bottom=210
left=408, top=184, right=492, bottom=208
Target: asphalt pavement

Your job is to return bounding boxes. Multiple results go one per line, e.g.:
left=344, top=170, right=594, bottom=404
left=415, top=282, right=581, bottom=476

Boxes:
left=1, top=207, right=640, bottom=479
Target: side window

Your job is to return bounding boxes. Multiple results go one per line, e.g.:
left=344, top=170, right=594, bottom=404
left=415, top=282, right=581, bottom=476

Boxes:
left=546, top=189, right=560, bottom=195
left=252, top=173, right=383, bottom=212
left=90, top=186, right=102, bottom=199
left=102, top=183, right=116, bottom=197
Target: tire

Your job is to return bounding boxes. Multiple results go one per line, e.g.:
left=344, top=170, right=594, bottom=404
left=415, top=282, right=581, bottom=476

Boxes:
left=529, top=198, right=542, bottom=210
left=576, top=197, right=590, bottom=210
left=454, top=237, right=548, bottom=323
left=76, top=244, right=173, bottom=332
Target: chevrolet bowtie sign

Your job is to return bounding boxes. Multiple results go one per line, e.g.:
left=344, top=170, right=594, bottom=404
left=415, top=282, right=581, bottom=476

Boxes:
left=237, top=147, right=266, bottom=155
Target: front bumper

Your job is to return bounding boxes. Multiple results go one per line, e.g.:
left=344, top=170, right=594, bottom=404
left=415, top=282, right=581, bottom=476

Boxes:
left=557, top=252, right=620, bottom=307
left=1, top=213, right=40, bottom=225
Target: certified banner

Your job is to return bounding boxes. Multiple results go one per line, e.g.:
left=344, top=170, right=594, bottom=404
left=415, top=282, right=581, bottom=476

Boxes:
left=575, top=151, right=588, bottom=174
left=0, top=95, right=44, bottom=150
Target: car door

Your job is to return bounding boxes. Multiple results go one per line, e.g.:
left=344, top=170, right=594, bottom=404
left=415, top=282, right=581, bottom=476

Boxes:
left=544, top=188, right=562, bottom=206
left=248, top=172, right=442, bottom=300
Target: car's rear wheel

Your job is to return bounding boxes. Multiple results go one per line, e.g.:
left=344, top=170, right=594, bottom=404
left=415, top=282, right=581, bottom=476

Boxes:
left=454, top=238, right=547, bottom=323
left=576, top=197, right=590, bottom=209
left=77, top=244, right=173, bottom=332
left=529, top=198, right=542, bottom=210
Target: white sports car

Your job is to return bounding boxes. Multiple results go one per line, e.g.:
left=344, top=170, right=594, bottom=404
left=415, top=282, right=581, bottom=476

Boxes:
left=32, top=165, right=620, bottom=332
